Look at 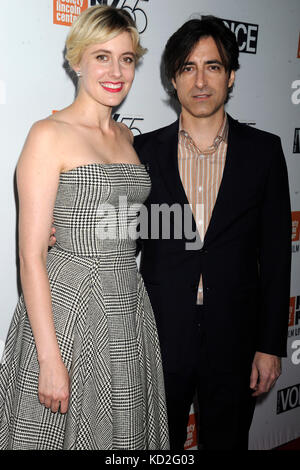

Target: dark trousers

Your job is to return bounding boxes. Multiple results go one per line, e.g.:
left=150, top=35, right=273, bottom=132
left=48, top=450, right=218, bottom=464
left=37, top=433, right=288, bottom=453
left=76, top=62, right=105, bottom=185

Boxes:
left=164, top=305, right=256, bottom=450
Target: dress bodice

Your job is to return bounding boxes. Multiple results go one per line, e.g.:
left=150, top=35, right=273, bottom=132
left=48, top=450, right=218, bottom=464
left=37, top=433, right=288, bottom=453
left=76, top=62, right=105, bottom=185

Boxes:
left=53, top=163, right=151, bottom=257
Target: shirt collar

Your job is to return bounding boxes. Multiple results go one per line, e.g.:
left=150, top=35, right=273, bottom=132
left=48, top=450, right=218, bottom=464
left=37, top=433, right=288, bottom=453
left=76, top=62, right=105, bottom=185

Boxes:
left=179, top=113, right=229, bottom=154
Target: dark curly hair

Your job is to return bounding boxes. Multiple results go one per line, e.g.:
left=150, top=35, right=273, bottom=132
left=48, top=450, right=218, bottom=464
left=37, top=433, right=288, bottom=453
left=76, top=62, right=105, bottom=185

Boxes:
left=163, top=15, right=240, bottom=103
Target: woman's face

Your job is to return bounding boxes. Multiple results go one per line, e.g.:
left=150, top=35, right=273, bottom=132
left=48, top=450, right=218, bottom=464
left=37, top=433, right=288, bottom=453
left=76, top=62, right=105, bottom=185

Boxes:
left=75, top=31, right=136, bottom=108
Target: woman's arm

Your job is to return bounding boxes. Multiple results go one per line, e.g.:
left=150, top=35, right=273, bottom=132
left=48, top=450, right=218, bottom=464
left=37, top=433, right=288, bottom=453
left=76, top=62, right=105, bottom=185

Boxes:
left=17, top=120, right=69, bottom=413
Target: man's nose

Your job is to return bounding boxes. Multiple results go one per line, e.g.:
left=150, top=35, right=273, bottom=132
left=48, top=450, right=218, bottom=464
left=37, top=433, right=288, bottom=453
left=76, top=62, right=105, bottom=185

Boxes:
left=195, top=68, right=207, bottom=89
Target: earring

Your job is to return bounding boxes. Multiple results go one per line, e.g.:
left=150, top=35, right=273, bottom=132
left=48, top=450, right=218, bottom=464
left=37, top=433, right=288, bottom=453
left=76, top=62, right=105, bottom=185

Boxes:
left=76, top=71, right=82, bottom=77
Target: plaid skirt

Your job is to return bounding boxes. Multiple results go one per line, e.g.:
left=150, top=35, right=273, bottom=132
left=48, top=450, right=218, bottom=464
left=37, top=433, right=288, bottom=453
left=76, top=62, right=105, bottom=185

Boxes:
left=0, top=164, right=169, bottom=449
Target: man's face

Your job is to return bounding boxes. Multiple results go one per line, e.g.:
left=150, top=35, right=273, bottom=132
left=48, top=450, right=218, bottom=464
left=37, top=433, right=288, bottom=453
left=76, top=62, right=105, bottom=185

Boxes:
left=172, top=36, right=235, bottom=120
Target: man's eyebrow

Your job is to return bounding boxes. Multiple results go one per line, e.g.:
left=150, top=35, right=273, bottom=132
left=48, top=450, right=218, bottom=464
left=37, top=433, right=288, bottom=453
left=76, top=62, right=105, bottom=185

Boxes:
left=205, top=60, right=224, bottom=66
left=182, top=61, right=195, bottom=66
left=182, top=59, right=224, bottom=66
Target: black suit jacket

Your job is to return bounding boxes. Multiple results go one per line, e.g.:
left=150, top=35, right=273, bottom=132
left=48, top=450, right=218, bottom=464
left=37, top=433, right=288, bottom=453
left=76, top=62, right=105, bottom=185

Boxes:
left=134, top=115, right=291, bottom=374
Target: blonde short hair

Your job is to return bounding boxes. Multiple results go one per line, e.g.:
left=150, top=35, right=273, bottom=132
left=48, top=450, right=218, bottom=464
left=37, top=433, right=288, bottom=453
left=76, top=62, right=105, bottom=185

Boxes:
left=66, top=5, right=147, bottom=68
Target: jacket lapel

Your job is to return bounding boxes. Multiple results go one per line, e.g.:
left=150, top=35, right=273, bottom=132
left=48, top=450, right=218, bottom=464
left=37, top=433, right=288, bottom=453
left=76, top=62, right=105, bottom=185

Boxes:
left=155, top=120, right=190, bottom=207
left=204, top=115, right=242, bottom=246
left=153, top=116, right=243, bottom=248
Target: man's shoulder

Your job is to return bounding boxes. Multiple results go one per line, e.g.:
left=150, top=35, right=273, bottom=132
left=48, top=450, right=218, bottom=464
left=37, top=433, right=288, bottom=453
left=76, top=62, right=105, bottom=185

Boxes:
left=229, top=115, right=281, bottom=146
left=134, top=120, right=179, bottom=148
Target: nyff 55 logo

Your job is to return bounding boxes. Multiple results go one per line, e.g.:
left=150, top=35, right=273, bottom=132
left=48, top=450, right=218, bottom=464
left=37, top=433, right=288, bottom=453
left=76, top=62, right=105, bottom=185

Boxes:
left=53, top=0, right=149, bottom=32
left=90, top=0, right=149, bottom=33
left=113, top=114, right=144, bottom=136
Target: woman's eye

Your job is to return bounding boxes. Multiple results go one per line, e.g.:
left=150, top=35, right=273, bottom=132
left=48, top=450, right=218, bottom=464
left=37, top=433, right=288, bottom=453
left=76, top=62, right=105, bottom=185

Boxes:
left=123, top=57, right=134, bottom=64
left=97, top=55, right=108, bottom=61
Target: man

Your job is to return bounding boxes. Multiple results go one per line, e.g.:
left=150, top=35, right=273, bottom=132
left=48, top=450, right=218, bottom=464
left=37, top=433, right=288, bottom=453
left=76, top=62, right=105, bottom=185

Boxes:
left=133, top=16, right=291, bottom=450
left=49, top=15, right=291, bottom=450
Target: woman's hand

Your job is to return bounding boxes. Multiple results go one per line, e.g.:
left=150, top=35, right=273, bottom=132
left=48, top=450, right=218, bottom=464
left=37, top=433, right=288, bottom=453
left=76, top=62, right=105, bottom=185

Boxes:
left=38, top=358, right=70, bottom=414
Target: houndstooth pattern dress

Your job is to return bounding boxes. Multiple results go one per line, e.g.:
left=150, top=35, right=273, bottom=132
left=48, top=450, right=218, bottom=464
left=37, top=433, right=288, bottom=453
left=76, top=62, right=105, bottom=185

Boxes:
left=0, top=163, right=169, bottom=450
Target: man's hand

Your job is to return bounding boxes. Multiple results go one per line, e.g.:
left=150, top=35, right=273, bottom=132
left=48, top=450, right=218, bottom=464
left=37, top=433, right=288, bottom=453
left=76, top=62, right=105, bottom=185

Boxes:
left=49, top=219, right=56, bottom=247
left=250, top=352, right=281, bottom=397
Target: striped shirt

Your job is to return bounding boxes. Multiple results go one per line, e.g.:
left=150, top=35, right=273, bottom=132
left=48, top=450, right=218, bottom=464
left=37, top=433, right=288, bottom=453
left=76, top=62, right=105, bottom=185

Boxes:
left=178, top=113, right=229, bottom=304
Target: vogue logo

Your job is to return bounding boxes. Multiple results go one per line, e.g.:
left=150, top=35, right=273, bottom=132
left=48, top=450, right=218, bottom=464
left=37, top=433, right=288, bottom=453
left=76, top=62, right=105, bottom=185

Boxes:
left=53, top=0, right=88, bottom=26
left=277, top=383, right=300, bottom=414
left=222, top=19, right=259, bottom=54
left=90, top=0, right=149, bottom=34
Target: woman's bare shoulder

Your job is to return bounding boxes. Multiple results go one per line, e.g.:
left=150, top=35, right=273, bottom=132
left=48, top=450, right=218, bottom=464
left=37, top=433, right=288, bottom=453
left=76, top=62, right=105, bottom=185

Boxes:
left=116, top=121, right=134, bottom=143
left=17, top=117, right=67, bottom=172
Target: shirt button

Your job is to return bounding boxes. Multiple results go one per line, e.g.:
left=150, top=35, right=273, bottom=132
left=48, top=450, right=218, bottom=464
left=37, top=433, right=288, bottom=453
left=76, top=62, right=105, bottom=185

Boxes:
left=198, top=186, right=202, bottom=192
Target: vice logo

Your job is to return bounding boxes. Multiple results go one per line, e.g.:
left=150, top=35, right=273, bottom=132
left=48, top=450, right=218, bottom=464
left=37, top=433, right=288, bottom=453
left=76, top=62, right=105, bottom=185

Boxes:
left=277, top=383, right=300, bottom=414
left=90, top=0, right=149, bottom=33
left=222, top=19, right=259, bottom=54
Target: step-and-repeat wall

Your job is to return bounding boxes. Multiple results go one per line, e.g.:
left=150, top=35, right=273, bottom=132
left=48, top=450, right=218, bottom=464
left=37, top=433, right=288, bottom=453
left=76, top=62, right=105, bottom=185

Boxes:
left=0, top=0, right=299, bottom=450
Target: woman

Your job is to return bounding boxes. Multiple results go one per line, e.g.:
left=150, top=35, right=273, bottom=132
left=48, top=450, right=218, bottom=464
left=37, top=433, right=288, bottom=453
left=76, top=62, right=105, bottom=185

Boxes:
left=0, top=5, right=169, bottom=450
